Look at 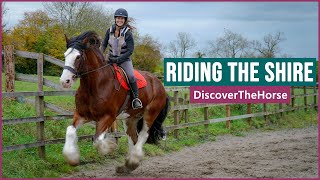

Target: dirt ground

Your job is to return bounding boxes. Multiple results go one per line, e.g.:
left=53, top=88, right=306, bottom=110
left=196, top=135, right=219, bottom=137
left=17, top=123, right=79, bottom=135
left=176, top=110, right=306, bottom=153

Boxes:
left=68, top=126, right=318, bottom=178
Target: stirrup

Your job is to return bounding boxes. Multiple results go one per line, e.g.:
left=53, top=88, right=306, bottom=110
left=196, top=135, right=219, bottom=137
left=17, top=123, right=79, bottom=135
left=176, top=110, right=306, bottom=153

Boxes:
left=162, top=130, right=167, bottom=140
left=132, top=98, right=143, bottom=109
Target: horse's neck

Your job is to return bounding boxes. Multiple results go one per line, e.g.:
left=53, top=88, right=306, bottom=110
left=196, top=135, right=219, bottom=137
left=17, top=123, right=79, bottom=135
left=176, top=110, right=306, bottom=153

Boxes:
left=79, top=50, right=113, bottom=95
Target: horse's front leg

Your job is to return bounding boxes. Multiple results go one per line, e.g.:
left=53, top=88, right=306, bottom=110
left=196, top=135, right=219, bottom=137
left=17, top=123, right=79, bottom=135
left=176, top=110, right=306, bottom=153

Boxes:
left=93, top=115, right=118, bottom=155
left=63, top=112, right=85, bottom=166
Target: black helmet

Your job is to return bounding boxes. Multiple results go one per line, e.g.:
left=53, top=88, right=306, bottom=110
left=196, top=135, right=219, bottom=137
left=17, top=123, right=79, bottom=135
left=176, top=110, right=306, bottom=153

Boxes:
left=114, top=8, right=128, bottom=19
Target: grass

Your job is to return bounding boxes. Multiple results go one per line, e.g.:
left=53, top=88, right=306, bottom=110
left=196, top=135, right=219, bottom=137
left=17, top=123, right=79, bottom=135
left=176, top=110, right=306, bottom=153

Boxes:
left=1, top=73, right=318, bottom=178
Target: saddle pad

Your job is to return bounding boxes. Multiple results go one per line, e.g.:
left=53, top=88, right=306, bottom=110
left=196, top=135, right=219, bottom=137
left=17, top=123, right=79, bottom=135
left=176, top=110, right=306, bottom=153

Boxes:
left=113, top=64, right=147, bottom=90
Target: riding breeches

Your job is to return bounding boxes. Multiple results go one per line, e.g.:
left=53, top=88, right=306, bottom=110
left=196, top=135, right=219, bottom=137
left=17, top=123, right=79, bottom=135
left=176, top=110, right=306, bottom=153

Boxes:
left=119, top=60, right=135, bottom=83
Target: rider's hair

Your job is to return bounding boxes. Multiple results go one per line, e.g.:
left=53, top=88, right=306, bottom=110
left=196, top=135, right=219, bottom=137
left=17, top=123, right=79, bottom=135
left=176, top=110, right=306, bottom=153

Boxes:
left=125, top=18, right=135, bottom=30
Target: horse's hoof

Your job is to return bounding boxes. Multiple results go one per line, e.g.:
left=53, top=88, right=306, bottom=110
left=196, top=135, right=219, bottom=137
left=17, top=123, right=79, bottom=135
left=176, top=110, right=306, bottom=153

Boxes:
left=68, top=161, right=80, bottom=166
left=125, top=160, right=140, bottom=171
left=63, top=154, right=80, bottom=166
left=108, top=139, right=118, bottom=152
left=116, top=165, right=130, bottom=174
left=63, top=153, right=80, bottom=166
left=63, top=147, right=80, bottom=166
left=94, top=138, right=118, bottom=155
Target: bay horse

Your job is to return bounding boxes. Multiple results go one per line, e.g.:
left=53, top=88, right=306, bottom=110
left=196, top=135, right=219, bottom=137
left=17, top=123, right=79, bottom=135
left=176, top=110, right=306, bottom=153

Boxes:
left=59, top=31, right=169, bottom=173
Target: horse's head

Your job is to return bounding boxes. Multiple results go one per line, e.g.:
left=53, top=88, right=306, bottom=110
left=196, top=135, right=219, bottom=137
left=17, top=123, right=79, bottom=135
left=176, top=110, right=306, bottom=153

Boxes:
left=60, top=31, right=102, bottom=88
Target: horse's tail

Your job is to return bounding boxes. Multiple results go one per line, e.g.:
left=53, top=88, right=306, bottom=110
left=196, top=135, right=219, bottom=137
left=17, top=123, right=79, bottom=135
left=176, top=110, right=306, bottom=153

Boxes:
left=147, top=94, right=170, bottom=144
left=137, top=94, right=170, bottom=144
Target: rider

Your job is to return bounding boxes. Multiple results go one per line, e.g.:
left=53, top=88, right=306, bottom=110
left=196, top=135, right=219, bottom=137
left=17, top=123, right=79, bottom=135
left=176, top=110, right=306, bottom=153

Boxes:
left=101, top=8, right=142, bottom=109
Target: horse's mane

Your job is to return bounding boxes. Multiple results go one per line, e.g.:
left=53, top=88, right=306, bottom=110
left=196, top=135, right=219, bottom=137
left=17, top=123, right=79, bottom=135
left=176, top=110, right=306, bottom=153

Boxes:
left=67, top=31, right=105, bottom=62
left=67, top=31, right=101, bottom=50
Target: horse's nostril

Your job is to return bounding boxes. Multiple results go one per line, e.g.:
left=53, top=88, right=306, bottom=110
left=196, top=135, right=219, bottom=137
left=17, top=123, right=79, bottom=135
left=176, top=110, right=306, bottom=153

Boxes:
left=66, top=79, right=70, bottom=83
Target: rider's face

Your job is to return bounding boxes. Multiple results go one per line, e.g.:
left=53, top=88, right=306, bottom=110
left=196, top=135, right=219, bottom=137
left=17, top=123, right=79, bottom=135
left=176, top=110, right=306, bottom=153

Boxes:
left=115, top=17, right=125, bottom=27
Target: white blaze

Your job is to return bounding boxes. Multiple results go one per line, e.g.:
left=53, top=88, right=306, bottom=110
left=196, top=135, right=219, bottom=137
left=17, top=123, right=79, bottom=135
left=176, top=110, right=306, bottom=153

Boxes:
left=60, top=48, right=81, bottom=88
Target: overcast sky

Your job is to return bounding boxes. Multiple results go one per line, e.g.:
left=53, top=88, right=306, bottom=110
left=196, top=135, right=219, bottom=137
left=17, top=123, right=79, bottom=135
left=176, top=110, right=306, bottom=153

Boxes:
left=3, top=2, right=318, bottom=58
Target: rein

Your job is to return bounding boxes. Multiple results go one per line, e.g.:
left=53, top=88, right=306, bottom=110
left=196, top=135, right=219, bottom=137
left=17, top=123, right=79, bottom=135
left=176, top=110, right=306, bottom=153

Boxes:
left=64, top=63, right=112, bottom=78
left=78, top=63, right=112, bottom=77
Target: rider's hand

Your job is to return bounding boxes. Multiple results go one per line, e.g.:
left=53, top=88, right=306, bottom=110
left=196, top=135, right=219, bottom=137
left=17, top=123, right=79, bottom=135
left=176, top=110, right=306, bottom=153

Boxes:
left=109, top=56, right=119, bottom=63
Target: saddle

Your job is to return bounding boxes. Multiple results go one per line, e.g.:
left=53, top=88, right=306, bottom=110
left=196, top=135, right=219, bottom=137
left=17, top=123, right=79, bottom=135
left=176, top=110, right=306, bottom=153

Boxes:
left=112, top=64, right=147, bottom=90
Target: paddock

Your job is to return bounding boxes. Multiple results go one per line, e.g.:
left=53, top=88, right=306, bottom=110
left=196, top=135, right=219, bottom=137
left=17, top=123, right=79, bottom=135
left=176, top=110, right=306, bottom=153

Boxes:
left=68, top=127, right=318, bottom=178
left=2, top=46, right=319, bottom=178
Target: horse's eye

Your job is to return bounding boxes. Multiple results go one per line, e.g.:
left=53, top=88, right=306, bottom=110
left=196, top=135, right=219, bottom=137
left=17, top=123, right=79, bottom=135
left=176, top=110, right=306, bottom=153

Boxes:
left=76, top=55, right=81, bottom=60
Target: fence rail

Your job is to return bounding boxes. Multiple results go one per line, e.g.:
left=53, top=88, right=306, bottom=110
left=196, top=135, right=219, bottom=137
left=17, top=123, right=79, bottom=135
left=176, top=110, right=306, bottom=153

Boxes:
left=2, top=46, right=319, bottom=157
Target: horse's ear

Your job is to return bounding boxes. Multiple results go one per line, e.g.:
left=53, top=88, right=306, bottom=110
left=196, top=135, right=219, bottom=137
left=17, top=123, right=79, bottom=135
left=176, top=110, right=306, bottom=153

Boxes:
left=82, top=37, right=89, bottom=46
left=64, top=34, right=70, bottom=44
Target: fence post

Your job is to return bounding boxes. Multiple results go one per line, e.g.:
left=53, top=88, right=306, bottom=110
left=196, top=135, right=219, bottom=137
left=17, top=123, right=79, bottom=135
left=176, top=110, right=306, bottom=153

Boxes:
left=226, top=105, right=230, bottom=128
left=173, top=91, right=179, bottom=138
left=4, top=45, right=15, bottom=99
left=304, top=86, right=307, bottom=111
left=279, top=103, right=283, bottom=117
left=204, top=106, right=209, bottom=134
left=263, top=103, right=267, bottom=123
left=291, top=86, right=295, bottom=112
left=314, top=85, right=317, bottom=110
left=36, top=53, right=45, bottom=158
left=184, top=93, right=189, bottom=135
left=247, top=103, right=251, bottom=126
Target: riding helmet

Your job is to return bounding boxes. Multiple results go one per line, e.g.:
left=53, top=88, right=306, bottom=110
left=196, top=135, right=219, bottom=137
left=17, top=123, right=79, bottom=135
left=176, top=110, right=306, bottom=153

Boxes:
left=114, top=8, right=128, bottom=20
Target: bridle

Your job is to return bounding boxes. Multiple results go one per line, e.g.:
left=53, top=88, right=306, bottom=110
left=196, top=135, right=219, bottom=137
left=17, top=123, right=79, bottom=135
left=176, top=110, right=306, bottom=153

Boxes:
left=63, top=47, right=111, bottom=79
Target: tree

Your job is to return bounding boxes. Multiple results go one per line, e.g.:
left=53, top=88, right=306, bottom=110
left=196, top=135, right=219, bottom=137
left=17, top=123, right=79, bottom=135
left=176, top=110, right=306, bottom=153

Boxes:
left=193, top=51, right=206, bottom=58
left=132, top=34, right=162, bottom=72
left=2, top=2, right=9, bottom=30
left=76, top=6, right=114, bottom=36
left=17, top=11, right=58, bottom=50
left=43, top=2, right=113, bottom=37
left=43, top=2, right=90, bottom=34
left=252, top=31, right=286, bottom=58
left=168, top=41, right=179, bottom=58
left=208, top=29, right=250, bottom=58
left=4, top=10, right=65, bottom=75
left=2, top=3, right=11, bottom=50
left=168, top=32, right=196, bottom=58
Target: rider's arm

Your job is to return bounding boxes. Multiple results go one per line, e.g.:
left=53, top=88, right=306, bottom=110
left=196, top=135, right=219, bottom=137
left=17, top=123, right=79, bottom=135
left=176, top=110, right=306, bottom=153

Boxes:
left=100, top=29, right=110, bottom=53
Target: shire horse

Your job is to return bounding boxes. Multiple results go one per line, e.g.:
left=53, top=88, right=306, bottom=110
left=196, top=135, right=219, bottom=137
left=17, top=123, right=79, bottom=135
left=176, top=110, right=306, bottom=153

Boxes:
left=60, top=31, right=169, bottom=173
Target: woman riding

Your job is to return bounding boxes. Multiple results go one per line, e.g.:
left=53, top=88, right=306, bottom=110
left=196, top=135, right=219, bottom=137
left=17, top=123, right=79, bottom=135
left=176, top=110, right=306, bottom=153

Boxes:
left=100, top=8, right=142, bottom=109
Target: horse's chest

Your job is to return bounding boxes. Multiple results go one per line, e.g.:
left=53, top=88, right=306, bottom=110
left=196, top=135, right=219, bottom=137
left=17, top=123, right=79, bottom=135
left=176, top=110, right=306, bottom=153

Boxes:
left=76, top=96, right=105, bottom=119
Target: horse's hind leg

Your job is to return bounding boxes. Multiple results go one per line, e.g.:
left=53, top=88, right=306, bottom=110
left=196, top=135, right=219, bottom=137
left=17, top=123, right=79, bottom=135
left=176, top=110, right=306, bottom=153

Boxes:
left=63, top=112, right=85, bottom=166
left=93, top=115, right=117, bottom=155
left=121, top=110, right=158, bottom=172
left=125, top=118, right=150, bottom=171
left=116, top=117, right=140, bottom=173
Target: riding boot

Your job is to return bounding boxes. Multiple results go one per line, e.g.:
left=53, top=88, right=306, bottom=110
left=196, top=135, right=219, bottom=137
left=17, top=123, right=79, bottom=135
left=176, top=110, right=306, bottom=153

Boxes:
left=129, top=81, right=143, bottom=109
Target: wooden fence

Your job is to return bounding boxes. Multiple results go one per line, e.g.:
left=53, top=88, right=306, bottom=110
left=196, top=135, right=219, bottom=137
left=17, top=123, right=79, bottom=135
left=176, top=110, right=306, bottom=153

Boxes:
left=2, top=46, right=318, bottom=159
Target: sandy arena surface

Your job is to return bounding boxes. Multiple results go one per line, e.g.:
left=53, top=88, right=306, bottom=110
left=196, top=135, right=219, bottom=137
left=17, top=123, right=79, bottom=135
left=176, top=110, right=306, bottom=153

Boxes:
left=68, top=126, right=318, bottom=178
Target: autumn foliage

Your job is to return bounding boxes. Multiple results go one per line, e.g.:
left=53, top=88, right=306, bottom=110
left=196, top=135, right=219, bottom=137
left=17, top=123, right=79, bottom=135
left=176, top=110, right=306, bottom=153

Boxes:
left=2, top=10, right=65, bottom=75
left=2, top=7, right=163, bottom=75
